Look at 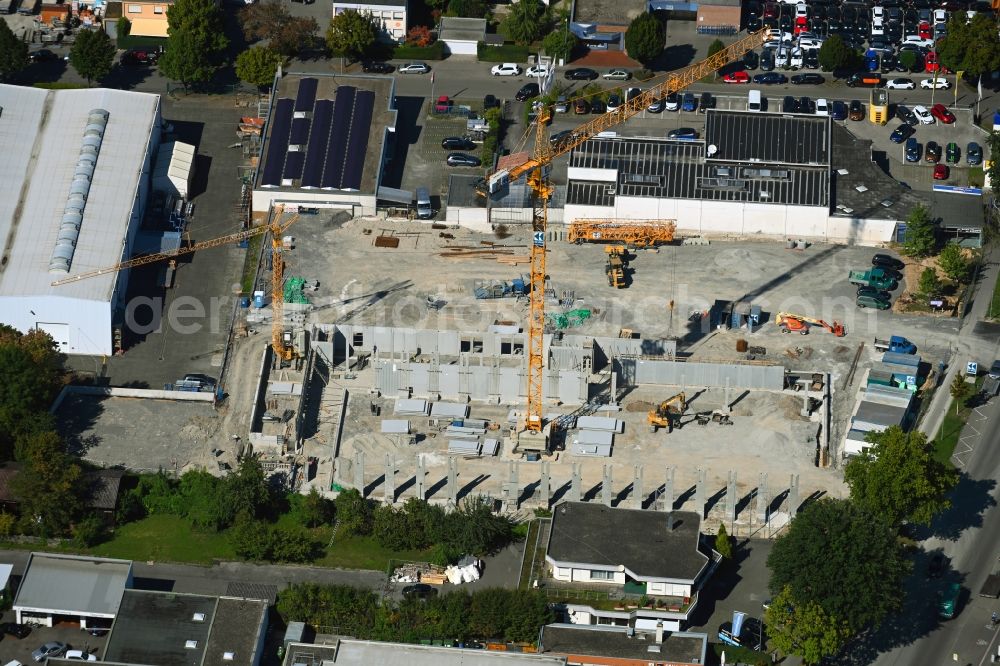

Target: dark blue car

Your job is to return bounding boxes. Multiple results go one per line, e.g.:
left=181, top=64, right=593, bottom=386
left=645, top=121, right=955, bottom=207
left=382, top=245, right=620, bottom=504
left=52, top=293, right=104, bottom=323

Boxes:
left=681, top=92, right=697, bottom=112
left=753, top=72, right=788, bottom=84
left=830, top=100, right=848, bottom=120
left=889, top=123, right=914, bottom=143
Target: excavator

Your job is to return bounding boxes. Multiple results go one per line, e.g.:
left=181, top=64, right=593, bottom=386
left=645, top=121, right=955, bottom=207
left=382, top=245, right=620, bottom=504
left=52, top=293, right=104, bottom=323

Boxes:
left=647, top=392, right=687, bottom=433
left=774, top=312, right=846, bottom=337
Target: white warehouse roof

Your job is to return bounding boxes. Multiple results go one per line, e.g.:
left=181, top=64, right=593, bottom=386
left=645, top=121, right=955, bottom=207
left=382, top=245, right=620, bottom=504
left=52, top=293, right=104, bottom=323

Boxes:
left=0, top=85, right=160, bottom=303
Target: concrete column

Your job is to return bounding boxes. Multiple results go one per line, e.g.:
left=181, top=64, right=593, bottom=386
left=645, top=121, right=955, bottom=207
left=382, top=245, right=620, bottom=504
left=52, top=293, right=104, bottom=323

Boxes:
left=416, top=456, right=426, bottom=501
left=726, top=469, right=737, bottom=523
left=724, top=377, right=732, bottom=412
left=333, top=456, right=346, bottom=487
left=664, top=465, right=675, bottom=512
left=503, top=460, right=520, bottom=510
left=354, top=450, right=365, bottom=496
left=632, top=464, right=644, bottom=510
left=448, top=457, right=459, bottom=506
left=695, top=467, right=707, bottom=519
left=756, top=472, right=769, bottom=525
left=569, top=463, right=582, bottom=502
left=384, top=454, right=395, bottom=504
left=789, top=473, right=800, bottom=518
left=602, top=464, right=613, bottom=507
left=540, top=462, right=551, bottom=509
left=610, top=356, right=618, bottom=403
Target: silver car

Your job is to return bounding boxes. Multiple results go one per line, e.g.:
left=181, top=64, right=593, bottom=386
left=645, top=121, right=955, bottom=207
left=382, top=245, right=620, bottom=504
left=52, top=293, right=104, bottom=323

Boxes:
left=602, top=69, right=631, bottom=80
left=32, top=642, right=68, bottom=662
left=397, top=62, right=430, bottom=74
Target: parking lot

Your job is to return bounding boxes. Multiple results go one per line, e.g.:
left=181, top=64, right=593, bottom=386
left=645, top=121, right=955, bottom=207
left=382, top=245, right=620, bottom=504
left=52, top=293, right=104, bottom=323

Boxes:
left=0, top=617, right=108, bottom=663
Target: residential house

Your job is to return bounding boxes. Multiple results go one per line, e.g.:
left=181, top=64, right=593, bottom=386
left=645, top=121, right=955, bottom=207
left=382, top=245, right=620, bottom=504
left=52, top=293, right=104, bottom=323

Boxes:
left=0, top=464, right=125, bottom=525
left=121, top=0, right=172, bottom=37
left=544, top=502, right=719, bottom=631
left=539, top=623, right=709, bottom=666
left=332, top=0, right=407, bottom=42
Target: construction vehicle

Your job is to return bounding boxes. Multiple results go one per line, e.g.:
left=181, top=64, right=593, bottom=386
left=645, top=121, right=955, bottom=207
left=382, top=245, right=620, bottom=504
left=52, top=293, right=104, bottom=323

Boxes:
left=873, top=335, right=916, bottom=354
left=478, top=28, right=771, bottom=450
left=648, top=393, right=688, bottom=433
left=51, top=205, right=301, bottom=361
left=569, top=220, right=676, bottom=248
left=774, top=312, right=846, bottom=337
left=848, top=268, right=898, bottom=290
left=606, top=253, right=626, bottom=288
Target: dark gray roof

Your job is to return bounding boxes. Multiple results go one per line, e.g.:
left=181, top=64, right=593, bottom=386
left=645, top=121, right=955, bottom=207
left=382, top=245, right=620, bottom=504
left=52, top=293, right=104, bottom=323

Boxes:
left=283, top=642, right=340, bottom=666
left=567, top=138, right=829, bottom=207
left=546, top=502, right=709, bottom=581
left=929, top=190, right=985, bottom=231
left=225, top=581, right=278, bottom=605
left=540, top=624, right=707, bottom=665
left=88, top=469, right=124, bottom=511
left=705, top=110, right=830, bottom=166
left=104, top=590, right=268, bottom=666
left=829, top=123, right=928, bottom=220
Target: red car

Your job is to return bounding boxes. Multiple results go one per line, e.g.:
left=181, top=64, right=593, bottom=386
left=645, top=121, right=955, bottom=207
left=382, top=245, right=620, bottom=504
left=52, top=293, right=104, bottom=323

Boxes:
left=434, top=95, right=452, bottom=113
left=924, top=51, right=939, bottom=73
left=933, top=164, right=949, bottom=180
left=918, top=21, right=932, bottom=39
left=722, top=71, right=750, bottom=84
left=930, top=103, right=956, bottom=124
left=794, top=16, right=809, bottom=34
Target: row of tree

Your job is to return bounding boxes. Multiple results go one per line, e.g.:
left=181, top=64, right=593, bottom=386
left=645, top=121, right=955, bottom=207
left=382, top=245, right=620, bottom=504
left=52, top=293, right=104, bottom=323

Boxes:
left=276, top=583, right=553, bottom=644
left=766, top=426, right=958, bottom=664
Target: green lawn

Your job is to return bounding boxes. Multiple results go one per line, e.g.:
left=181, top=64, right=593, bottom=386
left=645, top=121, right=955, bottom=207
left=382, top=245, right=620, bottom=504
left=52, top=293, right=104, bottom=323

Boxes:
left=932, top=378, right=985, bottom=465
left=988, top=268, right=1000, bottom=320
left=89, top=514, right=236, bottom=564
left=314, top=536, right=432, bottom=571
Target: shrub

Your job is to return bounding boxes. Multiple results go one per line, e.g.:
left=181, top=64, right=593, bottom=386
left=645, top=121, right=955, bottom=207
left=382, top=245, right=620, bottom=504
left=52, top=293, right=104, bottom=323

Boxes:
left=393, top=41, right=446, bottom=60
left=476, top=42, right=529, bottom=63
left=72, top=515, right=107, bottom=548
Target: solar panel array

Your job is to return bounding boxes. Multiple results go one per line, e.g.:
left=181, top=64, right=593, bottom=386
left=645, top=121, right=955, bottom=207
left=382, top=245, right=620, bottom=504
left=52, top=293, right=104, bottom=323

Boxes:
left=260, top=78, right=376, bottom=190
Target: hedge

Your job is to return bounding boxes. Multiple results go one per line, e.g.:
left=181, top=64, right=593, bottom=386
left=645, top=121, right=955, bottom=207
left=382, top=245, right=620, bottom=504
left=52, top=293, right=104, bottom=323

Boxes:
left=477, top=42, right=529, bottom=63
left=116, top=34, right=168, bottom=50
left=33, top=82, right=88, bottom=89
left=393, top=41, right=446, bottom=60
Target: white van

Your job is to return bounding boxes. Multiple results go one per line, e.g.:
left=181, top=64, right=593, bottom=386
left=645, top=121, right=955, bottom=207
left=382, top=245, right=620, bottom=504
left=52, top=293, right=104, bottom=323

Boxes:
left=415, top=187, right=433, bottom=220
left=747, top=90, right=763, bottom=112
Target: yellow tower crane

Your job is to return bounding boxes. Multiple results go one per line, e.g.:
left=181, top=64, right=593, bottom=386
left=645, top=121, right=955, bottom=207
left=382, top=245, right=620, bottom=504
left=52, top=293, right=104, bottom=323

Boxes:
left=480, top=28, right=771, bottom=448
left=51, top=204, right=301, bottom=360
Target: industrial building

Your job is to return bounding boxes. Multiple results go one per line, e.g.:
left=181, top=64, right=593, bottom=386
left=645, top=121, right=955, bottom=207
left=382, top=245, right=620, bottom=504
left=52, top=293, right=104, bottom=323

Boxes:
left=13, top=552, right=133, bottom=629
left=102, top=590, right=269, bottom=666
left=0, top=85, right=161, bottom=356
left=540, top=624, right=709, bottom=666
left=252, top=73, right=396, bottom=216
left=282, top=639, right=568, bottom=666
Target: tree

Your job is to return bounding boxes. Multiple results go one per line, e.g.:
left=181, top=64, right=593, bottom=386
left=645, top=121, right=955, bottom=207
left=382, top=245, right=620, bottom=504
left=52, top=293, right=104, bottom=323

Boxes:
left=707, top=38, right=725, bottom=57
left=442, top=495, right=514, bottom=555
left=987, top=131, right=1000, bottom=192
left=542, top=27, right=577, bottom=62
left=159, top=0, right=229, bottom=88
left=334, top=488, right=374, bottom=535
left=446, top=0, right=487, bottom=18
left=178, top=469, right=230, bottom=530
left=902, top=204, right=937, bottom=258
left=0, top=19, right=27, bottom=81
left=11, top=431, right=84, bottom=537
left=69, top=29, right=115, bottom=85
left=937, top=14, right=1000, bottom=77
left=406, top=25, right=432, bottom=47
left=300, top=487, right=333, bottom=527
left=897, top=49, right=917, bottom=73
left=226, top=455, right=271, bottom=521
left=844, top=426, right=959, bottom=527
left=950, top=373, right=972, bottom=412
left=766, top=585, right=853, bottom=664
left=326, top=9, right=380, bottom=61
left=768, top=499, right=908, bottom=636
left=938, top=243, right=971, bottom=283
left=501, top=0, right=545, bottom=46
left=72, top=514, right=107, bottom=548
left=235, top=46, right=282, bottom=88
left=239, top=1, right=317, bottom=57
left=624, top=12, right=664, bottom=64
left=0, top=326, right=63, bottom=461
left=714, top=523, right=733, bottom=560
left=918, top=267, right=940, bottom=297
left=817, top=34, right=851, bottom=72
left=118, top=16, right=132, bottom=39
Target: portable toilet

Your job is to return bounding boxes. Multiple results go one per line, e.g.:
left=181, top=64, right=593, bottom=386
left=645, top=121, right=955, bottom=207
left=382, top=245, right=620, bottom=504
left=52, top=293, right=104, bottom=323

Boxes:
left=253, top=290, right=266, bottom=308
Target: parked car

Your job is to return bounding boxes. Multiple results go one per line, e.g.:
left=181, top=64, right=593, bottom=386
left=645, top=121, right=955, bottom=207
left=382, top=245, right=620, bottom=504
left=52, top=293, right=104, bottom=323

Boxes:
left=967, top=141, right=983, bottom=165
left=361, top=61, right=393, bottom=74
left=446, top=153, right=481, bottom=167
left=402, top=583, right=438, bottom=599
left=857, top=286, right=892, bottom=300
left=743, top=50, right=760, bottom=70
left=857, top=294, right=892, bottom=309
left=790, top=72, right=824, bottom=84
left=872, top=254, right=905, bottom=270
left=121, top=49, right=159, bottom=66
left=441, top=137, right=474, bottom=150
left=667, top=127, right=699, bottom=139
left=753, top=72, right=787, bottom=84
left=665, top=92, right=680, bottom=111
left=830, top=100, right=847, bottom=120
left=889, top=123, right=914, bottom=143
left=896, top=104, right=917, bottom=125
left=927, top=552, right=946, bottom=579
left=397, top=62, right=430, bottom=74
left=723, top=71, right=751, bottom=84
left=526, top=64, right=550, bottom=77
left=491, top=62, right=521, bottom=76
left=606, top=94, right=622, bottom=111
left=681, top=92, right=697, bottom=111
left=989, top=359, right=1000, bottom=380
left=934, top=163, right=950, bottom=180
left=574, top=98, right=591, bottom=114
left=782, top=95, right=800, bottom=113
left=625, top=87, right=641, bottom=103
left=565, top=67, right=599, bottom=80
left=32, top=643, right=68, bottom=662
left=603, top=69, right=631, bottom=80
left=912, top=104, right=934, bottom=124
left=29, top=49, right=59, bottom=62
left=848, top=100, right=865, bottom=120
left=553, top=95, right=570, bottom=113
left=925, top=140, right=941, bottom=162
left=920, top=77, right=949, bottom=89
left=815, top=98, right=829, bottom=115
left=1, top=623, right=31, bottom=639
left=699, top=91, right=715, bottom=113
left=946, top=141, right=959, bottom=163
left=905, top=137, right=922, bottom=161
left=64, top=651, right=97, bottom=662
left=798, top=96, right=815, bottom=114
left=514, top=83, right=539, bottom=101
left=645, top=97, right=664, bottom=113
left=885, top=77, right=915, bottom=89
left=930, top=103, right=955, bottom=124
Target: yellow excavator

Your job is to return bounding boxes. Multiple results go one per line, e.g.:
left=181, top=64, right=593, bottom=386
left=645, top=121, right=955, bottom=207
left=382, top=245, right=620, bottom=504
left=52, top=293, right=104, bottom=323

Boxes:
left=647, top=392, right=688, bottom=433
